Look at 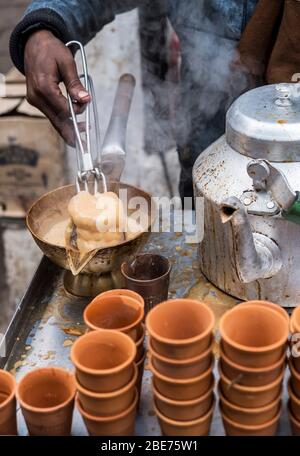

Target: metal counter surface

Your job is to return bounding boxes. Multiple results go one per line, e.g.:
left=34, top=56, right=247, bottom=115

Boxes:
left=1, top=222, right=292, bottom=435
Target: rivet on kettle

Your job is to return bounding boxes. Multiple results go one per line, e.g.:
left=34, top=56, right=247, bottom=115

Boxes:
left=267, top=201, right=275, bottom=209
left=243, top=198, right=252, bottom=206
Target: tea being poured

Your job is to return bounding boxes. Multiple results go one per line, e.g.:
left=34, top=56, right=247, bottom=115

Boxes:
left=44, top=190, right=144, bottom=253
left=67, top=191, right=124, bottom=252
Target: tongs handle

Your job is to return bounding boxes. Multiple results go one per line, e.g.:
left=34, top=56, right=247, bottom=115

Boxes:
left=65, top=41, right=92, bottom=171
left=66, top=40, right=100, bottom=178
left=65, top=41, right=105, bottom=193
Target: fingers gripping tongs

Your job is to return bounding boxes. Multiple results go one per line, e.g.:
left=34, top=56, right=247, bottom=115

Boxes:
left=65, top=41, right=136, bottom=193
left=66, top=40, right=107, bottom=194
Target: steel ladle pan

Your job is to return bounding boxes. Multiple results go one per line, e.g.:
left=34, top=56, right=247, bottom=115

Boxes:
left=26, top=182, right=155, bottom=297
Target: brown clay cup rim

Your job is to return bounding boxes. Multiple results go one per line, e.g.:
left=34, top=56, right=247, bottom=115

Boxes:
left=146, top=299, right=215, bottom=347
left=99, top=289, right=144, bottom=307
left=238, top=300, right=289, bottom=324
left=71, top=330, right=136, bottom=376
left=218, top=383, right=282, bottom=413
left=16, top=367, right=76, bottom=414
left=136, top=350, right=146, bottom=367
left=287, top=377, right=300, bottom=406
left=289, top=358, right=300, bottom=381
left=220, top=344, right=287, bottom=374
left=219, top=305, right=289, bottom=354
left=121, top=253, right=171, bottom=284
left=221, top=406, right=282, bottom=431
left=83, top=295, right=144, bottom=333
left=291, top=307, right=300, bottom=333
left=218, top=365, right=285, bottom=393
left=149, top=339, right=213, bottom=366
left=0, top=370, right=16, bottom=410
left=288, top=401, right=300, bottom=426
left=152, top=378, right=215, bottom=406
left=76, top=364, right=138, bottom=399
left=76, top=388, right=138, bottom=422
left=149, top=356, right=214, bottom=385
left=154, top=396, right=215, bottom=426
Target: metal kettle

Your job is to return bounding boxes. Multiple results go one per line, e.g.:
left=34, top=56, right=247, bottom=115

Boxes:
left=193, top=83, right=300, bottom=307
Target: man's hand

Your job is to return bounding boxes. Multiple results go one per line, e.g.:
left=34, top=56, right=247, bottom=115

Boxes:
left=24, top=30, right=91, bottom=145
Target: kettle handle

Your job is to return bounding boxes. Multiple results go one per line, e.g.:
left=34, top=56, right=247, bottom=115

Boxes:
left=247, top=160, right=300, bottom=224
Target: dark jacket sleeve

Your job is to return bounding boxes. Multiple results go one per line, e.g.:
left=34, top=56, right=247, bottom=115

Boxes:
left=10, top=0, right=143, bottom=74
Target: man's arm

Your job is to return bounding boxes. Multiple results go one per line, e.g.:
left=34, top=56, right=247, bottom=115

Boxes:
left=10, top=0, right=142, bottom=74
left=9, top=0, right=142, bottom=144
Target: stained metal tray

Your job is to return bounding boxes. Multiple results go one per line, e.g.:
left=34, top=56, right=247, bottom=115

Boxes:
left=0, top=227, right=292, bottom=435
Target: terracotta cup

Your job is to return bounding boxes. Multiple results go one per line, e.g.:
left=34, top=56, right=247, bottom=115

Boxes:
left=77, top=390, right=138, bottom=436
left=238, top=300, right=289, bottom=324
left=17, top=367, right=75, bottom=436
left=153, top=381, right=214, bottom=421
left=135, top=323, right=145, bottom=363
left=219, top=304, right=289, bottom=367
left=99, top=289, right=144, bottom=308
left=219, top=367, right=284, bottom=408
left=291, top=306, right=300, bottom=333
left=150, top=358, right=214, bottom=401
left=121, top=253, right=171, bottom=315
left=136, top=350, right=146, bottom=409
left=150, top=340, right=213, bottom=379
left=154, top=398, right=215, bottom=436
left=220, top=345, right=286, bottom=387
left=71, top=330, right=136, bottom=392
left=83, top=295, right=144, bottom=341
left=289, top=359, right=300, bottom=397
left=76, top=365, right=137, bottom=417
left=290, top=340, right=300, bottom=375
left=146, top=299, right=215, bottom=360
left=290, top=307, right=300, bottom=374
left=219, top=386, right=281, bottom=425
left=288, top=402, right=300, bottom=436
left=288, top=378, right=300, bottom=422
left=221, top=408, right=281, bottom=436
left=0, top=370, right=17, bottom=435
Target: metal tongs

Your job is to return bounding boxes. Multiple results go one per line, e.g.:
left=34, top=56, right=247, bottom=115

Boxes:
left=64, top=41, right=136, bottom=275
left=66, top=41, right=136, bottom=194
left=66, top=40, right=107, bottom=194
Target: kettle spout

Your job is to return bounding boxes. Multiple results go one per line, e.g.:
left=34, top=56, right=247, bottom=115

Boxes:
left=220, top=197, right=282, bottom=283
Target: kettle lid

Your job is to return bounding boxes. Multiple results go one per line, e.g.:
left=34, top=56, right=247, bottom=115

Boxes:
left=226, top=83, right=300, bottom=162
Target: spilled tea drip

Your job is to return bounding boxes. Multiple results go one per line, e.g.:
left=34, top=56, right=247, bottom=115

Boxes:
left=64, top=190, right=144, bottom=275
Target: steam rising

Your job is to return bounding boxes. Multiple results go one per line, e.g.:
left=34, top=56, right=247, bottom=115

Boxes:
left=140, top=3, right=255, bottom=171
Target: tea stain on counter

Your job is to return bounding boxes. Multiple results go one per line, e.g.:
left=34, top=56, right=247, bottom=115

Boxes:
left=10, top=359, right=27, bottom=376
left=62, top=326, right=84, bottom=337
left=39, top=350, right=56, bottom=360
left=186, top=275, right=239, bottom=356
left=63, top=339, right=73, bottom=347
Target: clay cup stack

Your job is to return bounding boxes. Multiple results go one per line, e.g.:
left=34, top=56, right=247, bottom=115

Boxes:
left=0, top=369, right=17, bottom=435
left=146, top=299, right=215, bottom=436
left=71, top=329, right=138, bottom=436
left=219, top=300, right=289, bottom=436
left=288, top=306, right=300, bottom=436
left=83, top=289, right=146, bottom=405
